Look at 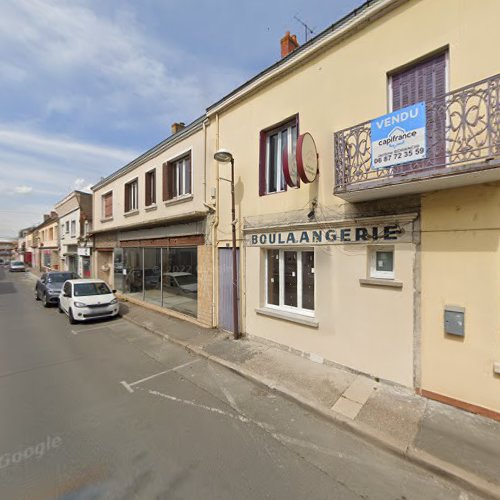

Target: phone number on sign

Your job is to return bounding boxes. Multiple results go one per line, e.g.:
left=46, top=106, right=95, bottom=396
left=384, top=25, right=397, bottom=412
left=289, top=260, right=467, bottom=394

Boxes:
left=373, top=146, right=425, bottom=166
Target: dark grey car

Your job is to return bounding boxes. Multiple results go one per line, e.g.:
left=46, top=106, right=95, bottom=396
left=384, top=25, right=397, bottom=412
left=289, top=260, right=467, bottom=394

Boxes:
left=35, top=272, right=79, bottom=307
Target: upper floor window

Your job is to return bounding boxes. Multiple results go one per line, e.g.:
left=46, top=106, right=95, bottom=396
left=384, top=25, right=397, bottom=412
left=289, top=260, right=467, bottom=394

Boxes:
left=124, top=179, right=139, bottom=213
left=102, top=192, right=113, bottom=219
left=70, top=220, right=76, bottom=237
left=145, top=169, right=156, bottom=206
left=163, top=153, right=192, bottom=201
left=65, top=221, right=69, bottom=234
left=259, top=115, right=298, bottom=195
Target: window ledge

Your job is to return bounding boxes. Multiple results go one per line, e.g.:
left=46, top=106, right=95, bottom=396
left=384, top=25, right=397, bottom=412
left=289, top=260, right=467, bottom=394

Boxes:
left=164, top=194, right=193, bottom=206
left=255, top=307, right=319, bottom=328
left=124, top=209, right=140, bottom=217
left=359, top=278, right=403, bottom=288
left=100, top=217, right=114, bottom=223
left=145, top=204, right=158, bottom=212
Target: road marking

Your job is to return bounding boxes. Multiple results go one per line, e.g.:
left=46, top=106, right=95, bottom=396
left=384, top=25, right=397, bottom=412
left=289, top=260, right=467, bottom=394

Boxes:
left=120, top=381, right=134, bottom=393
left=147, top=389, right=250, bottom=423
left=121, top=359, right=200, bottom=393
left=71, top=322, right=123, bottom=335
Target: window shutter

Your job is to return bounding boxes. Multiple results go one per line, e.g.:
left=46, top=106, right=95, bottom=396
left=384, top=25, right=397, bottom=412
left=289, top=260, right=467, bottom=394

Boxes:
left=124, top=184, right=130, bottom=212
left=391, top=52, right=446, bottom=170
left=162, top=164, right=168, bottom=201
left=103, top=193, right=112, bottom=218
left=258, top=130, right=266, bottom=196
left=151, top=170, right=156, bottom=203
left=185, top=156, right=192, bottom=194
left=168, top=163, right=175, bottom=199
left=145, top=173, right=151, bottom=206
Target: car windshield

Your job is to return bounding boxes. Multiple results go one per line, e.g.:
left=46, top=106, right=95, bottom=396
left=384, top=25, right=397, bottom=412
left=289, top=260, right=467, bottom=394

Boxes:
left=12, top=261, right=24, bottom=266
left=74, top=282, right=111, bottom=297
left=48, top=273, right=76, bottom=283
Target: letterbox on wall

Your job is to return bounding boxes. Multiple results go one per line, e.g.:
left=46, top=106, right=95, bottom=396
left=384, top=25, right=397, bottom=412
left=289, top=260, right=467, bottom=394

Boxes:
left=444, top=306, right=465, bottom=336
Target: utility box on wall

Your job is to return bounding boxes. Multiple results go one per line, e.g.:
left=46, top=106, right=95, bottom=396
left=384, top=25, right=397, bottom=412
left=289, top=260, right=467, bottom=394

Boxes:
left=444, top=306, right=465, bottom=336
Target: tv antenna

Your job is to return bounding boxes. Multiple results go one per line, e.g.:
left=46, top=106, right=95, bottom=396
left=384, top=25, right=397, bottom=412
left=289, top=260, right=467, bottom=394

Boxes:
left=294, top=15, right=314, bottom=42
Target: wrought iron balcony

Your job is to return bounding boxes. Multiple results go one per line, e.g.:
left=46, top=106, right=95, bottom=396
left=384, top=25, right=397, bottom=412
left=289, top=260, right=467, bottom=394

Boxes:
left=334, top=73, right=500, bottom=201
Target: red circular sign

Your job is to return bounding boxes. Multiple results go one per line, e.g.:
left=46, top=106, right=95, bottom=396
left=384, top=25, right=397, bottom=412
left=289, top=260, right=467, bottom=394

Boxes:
left=283, top=147, right=299, bottom=187
left=297, top=132, right=318, bottom=183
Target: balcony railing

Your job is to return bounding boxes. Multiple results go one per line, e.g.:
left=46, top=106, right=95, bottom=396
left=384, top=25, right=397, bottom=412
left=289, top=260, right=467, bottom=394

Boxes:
left=334, top=73, right=500, bottom=195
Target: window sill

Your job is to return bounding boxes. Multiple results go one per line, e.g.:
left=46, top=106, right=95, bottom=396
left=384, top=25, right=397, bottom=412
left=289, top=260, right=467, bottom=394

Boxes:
left=255, top=307, right=319, bottom=328
left=359, top=278, right=403, bottom=288
left=100, top=217, right=114, bottom=223
left=145, top=204, right=158, bottom=212
left=124, top=209, right=140, bottom=218
left=164, top=194, right=193, bottom=206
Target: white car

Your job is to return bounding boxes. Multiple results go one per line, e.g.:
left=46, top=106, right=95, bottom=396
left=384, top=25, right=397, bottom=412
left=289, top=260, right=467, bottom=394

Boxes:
left=58, top=279, right=119, bottom=324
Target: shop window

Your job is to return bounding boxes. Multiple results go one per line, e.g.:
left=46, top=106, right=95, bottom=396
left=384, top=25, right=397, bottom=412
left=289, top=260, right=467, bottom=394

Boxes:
left=102, top=192, right=113, bottom=219
left=265, top=249, right=314, bottom=314
left=144, top=248, right=161, bottom=306
left=113, top=248, right=124, bottom=292
left=162, top=247, right=197, bottom=317
left=259, top=115, right=298, bottom=195
left=369, top=247, right=394, bottom=279
left=124, top=178, right=139, bottom=213
left=145, top=169, right=156, bottom=206
left=123, top=247, right=143, bottom=295
left=163, top=153, right=192, bottom=201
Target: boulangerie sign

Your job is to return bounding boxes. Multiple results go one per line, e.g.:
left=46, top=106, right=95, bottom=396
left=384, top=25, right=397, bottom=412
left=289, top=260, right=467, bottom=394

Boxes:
left=247, top=224, right=411, bottom=246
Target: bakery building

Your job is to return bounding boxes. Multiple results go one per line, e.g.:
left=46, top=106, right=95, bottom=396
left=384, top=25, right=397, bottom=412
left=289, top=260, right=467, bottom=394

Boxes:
left=208, top=0, right=500, bottom=415
left=91, top=119, right=214, bottom=327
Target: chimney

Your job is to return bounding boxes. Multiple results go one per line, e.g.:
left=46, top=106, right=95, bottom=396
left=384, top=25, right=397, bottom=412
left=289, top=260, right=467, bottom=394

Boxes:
left=171, top=122, right=186, bottom=135
left=280, top=31, right=299, bottom=58
left=43, top=214, right=50, bottom=221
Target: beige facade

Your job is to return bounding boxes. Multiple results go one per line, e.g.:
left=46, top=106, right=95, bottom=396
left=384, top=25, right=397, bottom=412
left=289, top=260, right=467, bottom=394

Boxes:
left=55, top=191, right=93, bottom=277
left=91, top=118, right=214, bottom=327
left=205, top=0, right=500, bottom=410
left=36, top=215, right=60, bottom=271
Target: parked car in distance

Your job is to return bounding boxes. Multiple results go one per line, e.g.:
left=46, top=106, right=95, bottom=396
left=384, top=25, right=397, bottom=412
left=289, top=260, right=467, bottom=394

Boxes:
left=35, top=271, right=79, bottom=307
left=59, top=279, right=119, bottom=324
left=9, top=261, right=26, bottom=272
left=163, top=272, right=198, bottom=295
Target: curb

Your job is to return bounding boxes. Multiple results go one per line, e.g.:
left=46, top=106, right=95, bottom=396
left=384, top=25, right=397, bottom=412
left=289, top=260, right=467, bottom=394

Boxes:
left=123, top=313, right=500, bottom=500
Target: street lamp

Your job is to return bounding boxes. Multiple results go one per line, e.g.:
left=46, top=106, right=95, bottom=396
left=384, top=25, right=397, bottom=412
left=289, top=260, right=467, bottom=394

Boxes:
left=214, top=149, right=240, bottom=340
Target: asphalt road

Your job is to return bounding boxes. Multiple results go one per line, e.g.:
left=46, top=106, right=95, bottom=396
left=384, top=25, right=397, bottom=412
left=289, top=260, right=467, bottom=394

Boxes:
left=0, top=268, right=479, bottom=499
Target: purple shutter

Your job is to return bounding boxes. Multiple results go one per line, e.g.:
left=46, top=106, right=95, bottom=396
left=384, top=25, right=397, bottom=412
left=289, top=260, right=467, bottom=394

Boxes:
left=391, top=52, right=446, bottom=171
left=259, top=130, right=266, bottom=196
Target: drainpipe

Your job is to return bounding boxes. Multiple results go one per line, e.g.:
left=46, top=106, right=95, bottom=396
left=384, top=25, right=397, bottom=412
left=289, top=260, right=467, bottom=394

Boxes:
left=211, top=113, right=220, bottom=328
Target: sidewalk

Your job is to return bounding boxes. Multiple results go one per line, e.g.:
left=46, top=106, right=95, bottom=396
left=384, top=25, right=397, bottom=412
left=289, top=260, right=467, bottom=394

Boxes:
left=119, top=300, right=500, bottom=498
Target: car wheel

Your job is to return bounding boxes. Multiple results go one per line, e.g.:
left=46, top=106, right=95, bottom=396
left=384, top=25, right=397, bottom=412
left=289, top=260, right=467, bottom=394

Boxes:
left=42, top=293, right=49, bottom=308
left=68, top=308, right=77, bottom=325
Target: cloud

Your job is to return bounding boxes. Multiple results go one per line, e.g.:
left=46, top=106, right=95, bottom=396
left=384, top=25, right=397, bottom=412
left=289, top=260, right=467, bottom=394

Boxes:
left=73, top=178, right=93, bottom=193
left=14, top=186, right=33, bottom=195
left=0, top=126, right=138, bottom=163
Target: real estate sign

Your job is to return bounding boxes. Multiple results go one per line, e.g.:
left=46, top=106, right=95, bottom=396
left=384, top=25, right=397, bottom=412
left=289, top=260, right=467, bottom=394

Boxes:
left=371, top=102, right=426, bottom=169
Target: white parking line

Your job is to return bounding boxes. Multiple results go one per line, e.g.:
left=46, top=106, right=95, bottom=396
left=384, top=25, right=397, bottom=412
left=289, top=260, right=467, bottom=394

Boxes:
left=120, top=359, right=200, bottom=393
left=71, top=320, right=124, bottom=335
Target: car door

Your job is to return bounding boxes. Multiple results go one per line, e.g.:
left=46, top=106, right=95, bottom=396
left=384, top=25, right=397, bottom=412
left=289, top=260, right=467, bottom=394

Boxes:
left=37, top=274, right=47, bottom=295
left=60, top=282, right=70, bottom=312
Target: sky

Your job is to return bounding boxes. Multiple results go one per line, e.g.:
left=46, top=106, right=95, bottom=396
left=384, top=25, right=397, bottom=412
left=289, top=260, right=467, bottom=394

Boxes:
left=0, top=0, right=364, bottom=238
